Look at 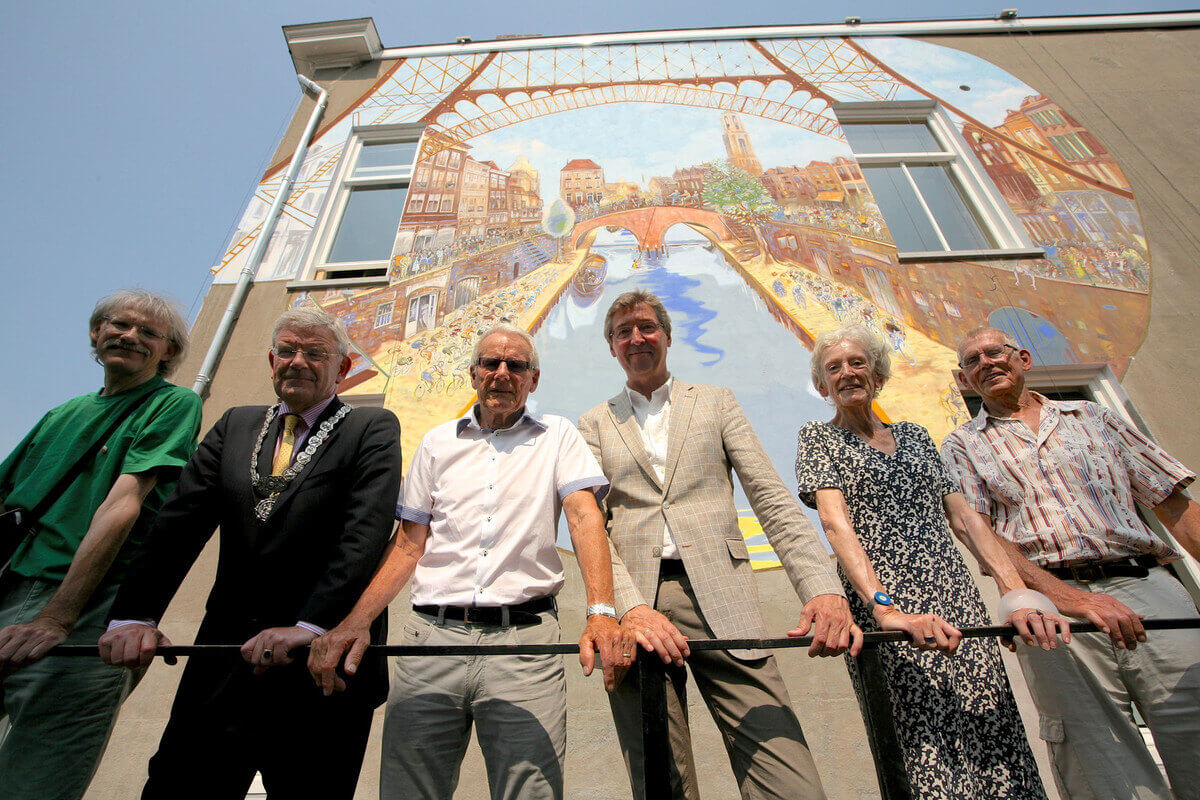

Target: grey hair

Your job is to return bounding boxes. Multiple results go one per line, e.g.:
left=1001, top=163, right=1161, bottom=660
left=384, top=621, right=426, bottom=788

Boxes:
left=603, top=289, right=672, bottom=341
left=956, top=325, right=1020, bottom=362
left=271, top=307, right=351, bottom=357
left=472, top=322, right=540, bottom=370
left=810, top=324, right=892, bottom=395
left=90, top=290, right=190, bottom=377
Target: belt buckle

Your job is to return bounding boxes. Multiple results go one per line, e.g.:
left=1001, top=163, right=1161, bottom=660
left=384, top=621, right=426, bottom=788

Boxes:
left=1070, top=563, right=1103, bottom=583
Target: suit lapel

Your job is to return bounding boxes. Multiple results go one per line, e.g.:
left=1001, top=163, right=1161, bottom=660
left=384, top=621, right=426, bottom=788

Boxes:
left=662, top=381, right=696, bottom=496
left=607, top=390, right=662, bottom=492
left=266, top=397, right=346, bottom=514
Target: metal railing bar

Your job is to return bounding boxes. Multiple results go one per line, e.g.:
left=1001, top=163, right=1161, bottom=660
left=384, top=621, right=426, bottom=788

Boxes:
left=46, top=618, right=1200, bottom=657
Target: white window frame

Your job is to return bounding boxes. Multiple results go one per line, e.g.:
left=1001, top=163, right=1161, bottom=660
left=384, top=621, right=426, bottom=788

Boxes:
left=954, top=362, right=1200, bottom=604
left=291, top=122, right=425, bottom=290
left=833, top=100, right=1044, bottom=264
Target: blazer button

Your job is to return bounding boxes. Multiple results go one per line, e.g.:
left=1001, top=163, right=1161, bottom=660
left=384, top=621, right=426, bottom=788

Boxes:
left=662, top=501, right=671, bottom=509
left=651, top=546, right=662, bottom=557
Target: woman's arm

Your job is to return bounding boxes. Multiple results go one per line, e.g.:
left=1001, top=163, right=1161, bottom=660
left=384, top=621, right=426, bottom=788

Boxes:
left=814, top=487, right=961, bottom=654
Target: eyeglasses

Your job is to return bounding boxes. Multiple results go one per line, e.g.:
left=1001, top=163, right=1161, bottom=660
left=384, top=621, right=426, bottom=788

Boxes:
left=959, top=344, right=1018, bottom=370
left=476, top=357, right=533, bottom=375
left=272, top=345, right=332, bottom=363
left=611, top=322, right=661, bottom=342
left=102, top=316, right=167, bottom=343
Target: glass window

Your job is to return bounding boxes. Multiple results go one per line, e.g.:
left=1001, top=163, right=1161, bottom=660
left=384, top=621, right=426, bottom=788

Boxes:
left=860, top=166, right=943, bottom=253
left=353, top=142, right=418, bottom=177
left=907, top=165, right=992, bottom=250
left=842, top=122, right=940, bottom=154
left=328, top=187, right=408, bottom=264
left=835, top=101, right=1030, bottom=256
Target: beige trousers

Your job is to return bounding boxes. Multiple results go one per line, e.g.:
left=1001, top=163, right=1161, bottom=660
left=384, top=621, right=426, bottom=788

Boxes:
left=608, top=570, right=827, bottom=800
left=1016, top=567, right=1200, bottom=800
left=380, top=608, right=566, bottom=800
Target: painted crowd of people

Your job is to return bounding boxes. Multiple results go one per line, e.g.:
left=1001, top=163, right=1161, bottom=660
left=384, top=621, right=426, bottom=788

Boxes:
left=0, top=287, right=1197, bottom=800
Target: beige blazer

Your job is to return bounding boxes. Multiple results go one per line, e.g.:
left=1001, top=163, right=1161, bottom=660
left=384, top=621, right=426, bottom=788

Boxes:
left=578, top=380, right=843, bottom=659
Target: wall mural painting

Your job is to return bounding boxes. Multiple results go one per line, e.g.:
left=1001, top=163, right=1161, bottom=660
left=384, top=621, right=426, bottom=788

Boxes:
left=214, top=37, right=1150, bottom=563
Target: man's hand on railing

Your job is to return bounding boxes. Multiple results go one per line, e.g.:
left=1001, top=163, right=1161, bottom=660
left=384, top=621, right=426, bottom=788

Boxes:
left=620, top=605, right=689, bottom=667
left=0, top=616, right=70, bottom=677
left=1003, top=608, right=1071, bottom=652
left=99, top=623, right=173, bottom=669
left=789, top=594, right=863, bottom=657
left=1058, top=590, right=1145, bottom=650
left=308, top=624, right=371, bottom=696
left=579, top=614, right=635, bottom=693
left=241, top=626, right=317, bottom=675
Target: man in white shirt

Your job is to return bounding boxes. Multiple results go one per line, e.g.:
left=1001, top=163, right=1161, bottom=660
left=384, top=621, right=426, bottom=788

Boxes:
left=308, top=322, right=632, bottom=800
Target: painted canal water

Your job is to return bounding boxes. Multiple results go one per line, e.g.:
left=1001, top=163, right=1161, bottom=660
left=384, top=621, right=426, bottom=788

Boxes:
left=529, top=224, right=832, bottom=562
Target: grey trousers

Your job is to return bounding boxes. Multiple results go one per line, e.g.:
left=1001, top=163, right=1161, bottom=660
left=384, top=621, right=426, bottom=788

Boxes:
left=609, top=570, right=827, bottom=800
left=0, top=577, right=139, bottom=800
left=1016, top=567, right=1200, bottom=800
left=380, top=608, right=566, bottom=800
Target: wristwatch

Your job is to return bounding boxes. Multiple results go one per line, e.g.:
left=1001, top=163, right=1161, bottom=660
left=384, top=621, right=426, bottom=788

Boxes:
left=866, top=591, right=893, bottom=612
left=586, top=603, right=618, bottom=620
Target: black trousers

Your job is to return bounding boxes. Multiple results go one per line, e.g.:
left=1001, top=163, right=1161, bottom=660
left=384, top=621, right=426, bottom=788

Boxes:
left=141, top=655, right=375, bottom=800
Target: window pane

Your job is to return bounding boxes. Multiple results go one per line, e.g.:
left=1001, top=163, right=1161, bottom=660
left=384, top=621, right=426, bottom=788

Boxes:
left=842, top=122, right=939, bottom=153
left=353, top=142, right=418, bottom=176
left=328, top=186, right=407, bottom=263
left=908, top=165, right=992, bottom=250
left=860, top=165, right=942, bottom=252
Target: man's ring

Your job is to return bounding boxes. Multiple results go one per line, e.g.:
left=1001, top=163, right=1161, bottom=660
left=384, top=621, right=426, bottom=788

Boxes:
left=622, top=653, right=631, bottom=657
left=263, top=648, right=273, bottom=659
left=924, top=637, right=936, bottom=643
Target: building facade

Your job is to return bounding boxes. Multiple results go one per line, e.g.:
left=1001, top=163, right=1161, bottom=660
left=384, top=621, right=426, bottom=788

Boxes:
left=90, top=14, right=1200, bottom=800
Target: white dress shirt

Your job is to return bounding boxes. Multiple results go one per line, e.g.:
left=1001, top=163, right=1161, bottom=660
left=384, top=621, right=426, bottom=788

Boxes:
left=626, top=376, right=680, bottom=559
left=400, top=406, right=608, bottom=606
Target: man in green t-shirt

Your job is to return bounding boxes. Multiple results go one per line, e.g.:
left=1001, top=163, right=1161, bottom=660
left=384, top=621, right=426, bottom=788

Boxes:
left=0, top=290, right=203, bottom=800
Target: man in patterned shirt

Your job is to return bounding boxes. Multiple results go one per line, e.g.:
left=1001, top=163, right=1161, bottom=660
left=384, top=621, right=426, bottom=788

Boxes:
left=942, top=325, right=1200, bottom=800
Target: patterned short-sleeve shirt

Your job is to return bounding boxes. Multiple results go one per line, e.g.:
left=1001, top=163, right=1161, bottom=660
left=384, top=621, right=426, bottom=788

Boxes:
left=940, top=394, right=1193, bottom=566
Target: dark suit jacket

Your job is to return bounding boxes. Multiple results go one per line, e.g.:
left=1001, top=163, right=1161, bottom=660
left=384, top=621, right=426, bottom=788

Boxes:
left=109, top=397, right=402, bottom=706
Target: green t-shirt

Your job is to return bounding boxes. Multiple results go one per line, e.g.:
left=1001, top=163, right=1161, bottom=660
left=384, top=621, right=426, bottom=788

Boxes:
left=0, top=376, right=203, bottom=582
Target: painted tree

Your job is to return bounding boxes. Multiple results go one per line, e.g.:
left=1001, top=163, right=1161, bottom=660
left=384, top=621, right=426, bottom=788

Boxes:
left=701, top=160, right=780, bottom=260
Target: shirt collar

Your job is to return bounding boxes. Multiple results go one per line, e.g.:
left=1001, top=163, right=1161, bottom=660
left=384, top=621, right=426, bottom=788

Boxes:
left=968, top=391, right=1084, bottom=431
left=626, top=374, right=673, bottom=408
left=279, top=394, right=335, bottom=430
left=457, top=404, right=547, bottom=436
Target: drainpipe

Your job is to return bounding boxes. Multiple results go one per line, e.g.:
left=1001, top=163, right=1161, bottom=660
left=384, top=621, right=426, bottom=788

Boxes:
left=192, top=74, right=329, bottom=397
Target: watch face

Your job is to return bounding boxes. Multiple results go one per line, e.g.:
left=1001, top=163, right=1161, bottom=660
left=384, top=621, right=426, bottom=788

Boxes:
left=873, top=591, right=893, bottom=606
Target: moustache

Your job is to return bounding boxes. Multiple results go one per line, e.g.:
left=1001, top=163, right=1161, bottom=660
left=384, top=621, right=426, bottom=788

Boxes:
left=104, top=340, right=150, bottom=356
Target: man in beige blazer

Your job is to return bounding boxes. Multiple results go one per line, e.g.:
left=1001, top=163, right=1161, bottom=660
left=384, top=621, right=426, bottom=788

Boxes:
left=578, top=289, right=861, bottom=800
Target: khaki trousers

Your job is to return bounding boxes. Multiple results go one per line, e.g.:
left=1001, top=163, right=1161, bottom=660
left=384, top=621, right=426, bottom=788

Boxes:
left=609, top=570, right=827, bottom=800
left=1016, top=567, right=1200, bottom=800
left=380, top=608, right=566, bottom=800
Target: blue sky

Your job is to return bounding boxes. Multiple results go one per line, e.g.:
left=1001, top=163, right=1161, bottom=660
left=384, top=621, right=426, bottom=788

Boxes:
left=0, top=0, right=1188, bottom=455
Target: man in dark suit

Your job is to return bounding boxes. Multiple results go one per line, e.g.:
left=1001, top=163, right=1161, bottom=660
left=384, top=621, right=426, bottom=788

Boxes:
left=99, top=307, right=402, bottom=799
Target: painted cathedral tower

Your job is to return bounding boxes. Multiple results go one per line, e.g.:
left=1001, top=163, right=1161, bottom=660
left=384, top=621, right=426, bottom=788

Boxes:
left=721, top=112, right=763, bottom=176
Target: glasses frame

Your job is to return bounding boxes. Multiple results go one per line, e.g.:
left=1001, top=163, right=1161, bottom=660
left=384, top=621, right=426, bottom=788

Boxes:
left=101, top=315, right=168, bottom=344
left=959, top=343, right=1019, bottom=371
left=475, top=357, right=533, bottom=375
left=610, top=321, right=662, bottom=342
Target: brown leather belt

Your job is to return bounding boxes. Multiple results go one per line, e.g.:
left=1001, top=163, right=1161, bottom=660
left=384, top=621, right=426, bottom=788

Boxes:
left=1045, top=554, right=1160, bottom=583
left=413, top=596, right=555, bottom=626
